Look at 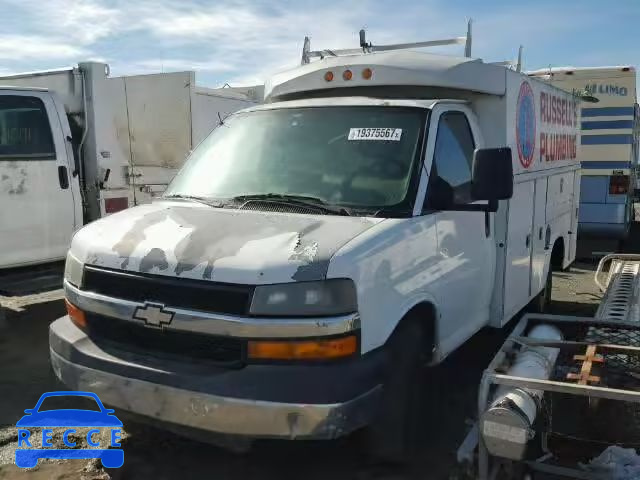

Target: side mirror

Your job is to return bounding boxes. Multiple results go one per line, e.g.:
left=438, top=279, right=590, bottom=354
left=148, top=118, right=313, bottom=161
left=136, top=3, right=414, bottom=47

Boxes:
left=471, top=147, right=514, bottom=202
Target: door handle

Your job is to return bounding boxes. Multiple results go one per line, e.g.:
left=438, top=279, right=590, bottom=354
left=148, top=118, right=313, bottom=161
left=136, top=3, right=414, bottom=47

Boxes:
left=544, top=225, right=552, bottom=250
left=525, top=234, right=531, bottom=249
left=58, top=165, right=69, bottom=190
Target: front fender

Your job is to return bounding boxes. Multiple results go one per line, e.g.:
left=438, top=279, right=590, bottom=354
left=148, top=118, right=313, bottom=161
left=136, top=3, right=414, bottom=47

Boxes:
left=385, top=293, right=440, bottom=353
left=326, top=216, right=441, bottom=354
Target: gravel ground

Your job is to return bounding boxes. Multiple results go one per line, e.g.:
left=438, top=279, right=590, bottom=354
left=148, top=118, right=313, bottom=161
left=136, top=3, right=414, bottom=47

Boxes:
left=0, top=249, right=610, bottom=479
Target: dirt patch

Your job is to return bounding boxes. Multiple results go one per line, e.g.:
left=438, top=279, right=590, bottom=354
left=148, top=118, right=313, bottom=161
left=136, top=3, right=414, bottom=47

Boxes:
left=550, top=261, right=601, bottom=317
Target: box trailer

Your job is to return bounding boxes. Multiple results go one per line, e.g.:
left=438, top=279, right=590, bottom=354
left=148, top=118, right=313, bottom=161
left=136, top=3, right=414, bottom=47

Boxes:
left=50, top=23, right=586, bottom=461
left=0, top=63, right=260, bottom=270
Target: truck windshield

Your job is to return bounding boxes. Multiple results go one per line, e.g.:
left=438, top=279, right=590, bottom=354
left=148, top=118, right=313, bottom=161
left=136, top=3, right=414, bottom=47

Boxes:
left=165, top=106, right=426, bottom=214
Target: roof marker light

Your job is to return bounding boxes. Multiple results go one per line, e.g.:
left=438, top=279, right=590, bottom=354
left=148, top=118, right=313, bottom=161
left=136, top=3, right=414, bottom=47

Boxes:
left=362, top=68, right=373, bottom=80
left=324, top=71, right=334, bottom=82
left=343, top=69, right=353, bottom=81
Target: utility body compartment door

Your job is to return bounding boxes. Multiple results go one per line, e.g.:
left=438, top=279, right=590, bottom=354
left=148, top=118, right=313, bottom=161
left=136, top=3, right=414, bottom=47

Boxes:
left=568, top=170, right=580, bottom=263
left=0, top=91, right=79, bottom=268
left=503, top=181, right=535, bottom=320
left=530, top=178, right=549, bottom=296
left=547, top=170, right=576, bottom=268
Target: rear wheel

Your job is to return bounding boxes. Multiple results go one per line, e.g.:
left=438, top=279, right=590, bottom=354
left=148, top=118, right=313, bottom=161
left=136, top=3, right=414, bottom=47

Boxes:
left=531, top=267, right=552, bottom=313
left=362, top=320, right=437, bottom=463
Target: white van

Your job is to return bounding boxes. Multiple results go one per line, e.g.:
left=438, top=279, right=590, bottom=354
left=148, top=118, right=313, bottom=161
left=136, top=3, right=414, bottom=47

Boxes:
left=0, top=63, right=260, bottom=271
left=50, top=27, right=581, bottom=460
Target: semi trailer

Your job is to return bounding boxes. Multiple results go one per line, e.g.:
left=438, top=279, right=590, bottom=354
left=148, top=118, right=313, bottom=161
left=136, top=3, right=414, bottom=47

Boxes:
left=0, top=62, right=260, bottom=272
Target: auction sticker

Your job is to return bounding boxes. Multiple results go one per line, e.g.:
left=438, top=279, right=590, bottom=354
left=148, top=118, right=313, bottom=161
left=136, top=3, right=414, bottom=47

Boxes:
left=348, top=128, right=402, bottom=141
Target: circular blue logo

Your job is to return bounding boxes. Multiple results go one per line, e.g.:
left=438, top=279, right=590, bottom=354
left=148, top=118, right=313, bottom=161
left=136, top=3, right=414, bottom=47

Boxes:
left=516, top=81, right=536, bottom=168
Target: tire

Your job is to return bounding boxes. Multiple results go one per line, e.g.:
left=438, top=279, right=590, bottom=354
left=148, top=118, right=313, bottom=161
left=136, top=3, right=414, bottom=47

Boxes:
left=498, top=460, right=533, bottom=480
left=531, top=267, right=552, bottom=313
left=362, top=320, right=435, bottom=463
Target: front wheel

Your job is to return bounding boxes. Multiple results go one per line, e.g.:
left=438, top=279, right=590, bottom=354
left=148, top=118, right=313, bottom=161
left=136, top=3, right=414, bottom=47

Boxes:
left=362, top=321, right=437, bottom=463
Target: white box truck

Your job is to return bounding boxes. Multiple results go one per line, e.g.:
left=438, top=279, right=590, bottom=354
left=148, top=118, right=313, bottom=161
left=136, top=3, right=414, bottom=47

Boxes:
left=0, top=62, right=260, bottom=272
left=49, top=25, right=582, bottom=461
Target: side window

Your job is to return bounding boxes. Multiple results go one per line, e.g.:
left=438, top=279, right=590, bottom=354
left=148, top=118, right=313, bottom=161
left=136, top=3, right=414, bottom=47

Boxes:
left=424, top=111, right=475, bottom=210
left=0, top=96, right=55, bottom=160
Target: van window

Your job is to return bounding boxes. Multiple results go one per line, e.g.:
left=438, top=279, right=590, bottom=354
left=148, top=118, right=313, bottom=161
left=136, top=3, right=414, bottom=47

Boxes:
left=0, top=96, right=55, bottom=159
left=424, top=111, right=475, bottom=210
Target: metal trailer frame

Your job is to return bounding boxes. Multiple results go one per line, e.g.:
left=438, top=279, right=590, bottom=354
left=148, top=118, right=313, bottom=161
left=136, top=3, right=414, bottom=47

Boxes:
left=464, top=254, right=640, bottom=480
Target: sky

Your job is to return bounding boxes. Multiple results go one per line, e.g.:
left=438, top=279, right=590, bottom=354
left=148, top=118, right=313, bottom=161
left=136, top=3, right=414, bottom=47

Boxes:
left=1, top=0, right=639, bottom=89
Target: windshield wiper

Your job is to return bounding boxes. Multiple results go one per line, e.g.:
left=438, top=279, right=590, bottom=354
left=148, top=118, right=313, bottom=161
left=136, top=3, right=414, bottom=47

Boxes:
left=371, top=207, right=414, bottom=218
left=163, top=194, right=222, bottom=208
left=231, top=193, right=352, bottom=216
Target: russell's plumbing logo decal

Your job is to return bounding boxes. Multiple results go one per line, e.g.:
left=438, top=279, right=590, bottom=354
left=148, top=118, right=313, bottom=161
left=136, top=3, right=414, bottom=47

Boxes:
left=516, top=80, right=536, bottom=169
left=15, top=391, right=123, bottom=469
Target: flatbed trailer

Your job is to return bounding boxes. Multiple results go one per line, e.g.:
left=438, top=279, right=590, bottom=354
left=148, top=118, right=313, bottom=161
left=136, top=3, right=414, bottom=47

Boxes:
left=460, top=254, right=640, bottom=479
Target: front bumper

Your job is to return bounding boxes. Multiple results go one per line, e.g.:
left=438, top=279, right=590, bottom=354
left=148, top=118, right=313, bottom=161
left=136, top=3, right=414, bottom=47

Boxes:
left=50, top=317, right=383, bottom=440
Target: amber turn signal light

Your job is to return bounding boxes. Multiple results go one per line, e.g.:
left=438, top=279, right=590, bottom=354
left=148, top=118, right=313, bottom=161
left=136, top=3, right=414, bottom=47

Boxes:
left=248, top=335, right=357, bottom=361
left=66, top=299, right=87, bottom=329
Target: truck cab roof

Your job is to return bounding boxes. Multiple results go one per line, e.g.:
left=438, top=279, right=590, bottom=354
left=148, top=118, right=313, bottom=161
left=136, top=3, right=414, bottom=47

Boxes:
left=528, top=65, right=635, bottom=74
left=528, top=66, right=636, bottom=81
left=265, top=50, right=507, bottom=102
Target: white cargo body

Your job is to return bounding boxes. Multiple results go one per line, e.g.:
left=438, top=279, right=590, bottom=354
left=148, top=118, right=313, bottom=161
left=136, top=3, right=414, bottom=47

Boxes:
left=50, top=28, right=583, bottom=457
left=482, top=68, right=580, bottom=324
left=0, top=63, right=259, bottom=269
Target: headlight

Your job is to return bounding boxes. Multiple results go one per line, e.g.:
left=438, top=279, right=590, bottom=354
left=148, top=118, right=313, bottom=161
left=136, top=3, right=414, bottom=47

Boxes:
left=249, top=279, right=357, bottom=316
left=64, top=251, right=84, bottom=287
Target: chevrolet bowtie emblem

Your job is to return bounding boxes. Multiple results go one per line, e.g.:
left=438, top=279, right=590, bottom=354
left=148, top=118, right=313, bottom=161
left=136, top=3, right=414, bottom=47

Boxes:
left=133, top=303, right=174, bottom=328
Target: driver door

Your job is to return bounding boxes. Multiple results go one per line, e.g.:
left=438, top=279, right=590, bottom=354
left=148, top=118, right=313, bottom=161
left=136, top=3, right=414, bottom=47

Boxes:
left=421, top=106, right=494, bottom=353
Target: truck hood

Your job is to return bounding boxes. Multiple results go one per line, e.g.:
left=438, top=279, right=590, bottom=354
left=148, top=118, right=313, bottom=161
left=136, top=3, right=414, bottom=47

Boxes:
left=71, top=200, right=381, bottom=284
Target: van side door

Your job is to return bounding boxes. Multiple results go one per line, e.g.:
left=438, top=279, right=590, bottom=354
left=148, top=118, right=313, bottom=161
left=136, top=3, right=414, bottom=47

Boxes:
left=420, top=105, right=495, bottom=354
left=0, top=91, right=79, bottom=268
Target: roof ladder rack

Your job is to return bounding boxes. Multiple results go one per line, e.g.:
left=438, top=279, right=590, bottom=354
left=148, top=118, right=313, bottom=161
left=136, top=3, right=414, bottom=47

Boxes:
left=301, top=19, right=473, bottom=65
left=489, top=45, right=523, bottom=72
